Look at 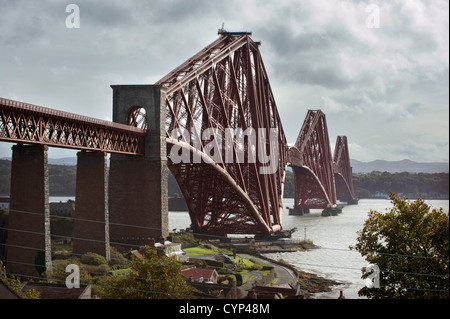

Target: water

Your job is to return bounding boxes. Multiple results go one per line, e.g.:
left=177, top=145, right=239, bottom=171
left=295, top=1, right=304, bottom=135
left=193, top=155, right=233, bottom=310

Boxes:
left=168, top=198, right=449, bottom=299
left=50, top=196, right=75, bottom=203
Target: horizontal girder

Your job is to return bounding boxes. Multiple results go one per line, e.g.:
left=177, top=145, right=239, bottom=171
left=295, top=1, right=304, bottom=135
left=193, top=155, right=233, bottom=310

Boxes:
left=0, top=97, right=146, bottom=155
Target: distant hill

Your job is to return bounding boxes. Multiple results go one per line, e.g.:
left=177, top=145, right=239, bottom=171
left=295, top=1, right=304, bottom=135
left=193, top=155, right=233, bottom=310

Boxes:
left=3, top=156, right=449, bottom=174
left=351, top=159, right=449, bottom=174
left=48, top=157, right=78, bottom=166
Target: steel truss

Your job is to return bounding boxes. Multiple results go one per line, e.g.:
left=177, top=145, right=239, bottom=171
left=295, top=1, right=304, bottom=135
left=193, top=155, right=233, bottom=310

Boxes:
left=289, top=110, right=337, bottom=209
left=0, top=98, right=146, bottom=155
left=157, top=33, right=288, bottom=235
left=333, top=136, right=357, bottom=202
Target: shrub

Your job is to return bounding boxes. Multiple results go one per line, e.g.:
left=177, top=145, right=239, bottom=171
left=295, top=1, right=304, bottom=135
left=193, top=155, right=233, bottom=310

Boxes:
left=108, top=246, right=128, bottom=269
left=81, top=252, right=107, bottom=266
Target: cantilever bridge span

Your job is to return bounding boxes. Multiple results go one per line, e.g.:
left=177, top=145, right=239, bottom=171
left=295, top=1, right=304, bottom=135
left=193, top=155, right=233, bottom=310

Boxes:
left=287, top=110, right=357, bottom=215
left=156, top=31, right=288, bottom=236
left=0, top=31, right=356, bottom=277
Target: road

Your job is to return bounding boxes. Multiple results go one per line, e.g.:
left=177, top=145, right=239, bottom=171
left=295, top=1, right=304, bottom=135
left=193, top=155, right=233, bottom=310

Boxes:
left=240, top=254, right=298, bottom=286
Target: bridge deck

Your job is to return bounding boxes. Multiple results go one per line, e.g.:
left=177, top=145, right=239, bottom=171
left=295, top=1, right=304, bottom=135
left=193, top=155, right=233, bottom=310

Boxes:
left=0, top=97, right=146, bottom=155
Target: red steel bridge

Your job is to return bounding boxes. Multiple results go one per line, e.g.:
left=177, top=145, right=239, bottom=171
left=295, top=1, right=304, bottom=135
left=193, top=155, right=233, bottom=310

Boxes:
left=0, top=31, right=356, bottom=243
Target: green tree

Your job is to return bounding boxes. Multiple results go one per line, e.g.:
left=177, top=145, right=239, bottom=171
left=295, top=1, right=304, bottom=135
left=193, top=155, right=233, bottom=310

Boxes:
left=352, top=192, right=449, bottom=299
left=1, top=262, right=40, bottom=299
left=34, top=250, right=46, bottom=277
left=97, top=246, right=192, bottom=299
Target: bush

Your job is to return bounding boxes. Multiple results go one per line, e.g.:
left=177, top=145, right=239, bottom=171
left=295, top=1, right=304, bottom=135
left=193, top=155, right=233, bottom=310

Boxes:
left=108, top=247, right=128, bottom=269
left=81, top=264, right=110, bottom=276
left=81, top=252, right=107, bottom=266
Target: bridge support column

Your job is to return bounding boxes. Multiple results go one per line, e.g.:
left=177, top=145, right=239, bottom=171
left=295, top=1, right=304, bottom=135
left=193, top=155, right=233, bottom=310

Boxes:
left=346, top=199, right=359, bottom=205
left=109, top=85, right=168, bottom=247
left=6, top=144, right=51, bottom=278
left=289, top=208, right=310, bottom=216
left=73, top=151, right=110, bottom=260
left=321, top=206, right=342, bottom=216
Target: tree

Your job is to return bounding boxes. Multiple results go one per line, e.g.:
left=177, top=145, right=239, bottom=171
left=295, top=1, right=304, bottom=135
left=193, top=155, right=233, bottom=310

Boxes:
left=0, top=262, right=40, bottom=299
left=96, top=246, right=192, bottom=299
left=352, top=192, right=449, bottom=299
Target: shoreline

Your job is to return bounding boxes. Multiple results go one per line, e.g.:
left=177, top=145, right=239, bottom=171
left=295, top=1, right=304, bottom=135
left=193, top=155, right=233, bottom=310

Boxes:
left=239, top=243, right=344, bottom=299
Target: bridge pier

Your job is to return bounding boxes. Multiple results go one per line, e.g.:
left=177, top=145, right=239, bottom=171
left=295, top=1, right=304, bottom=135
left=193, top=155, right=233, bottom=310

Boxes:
left=72, top=150, right=110, bottom=260
left=109, top=85, right=169, bottom=247
left=288, top=208, right=310, bottom=216
left=321, top=206, right=342, bottom=216
left=6, top=144, right=51, bottom=278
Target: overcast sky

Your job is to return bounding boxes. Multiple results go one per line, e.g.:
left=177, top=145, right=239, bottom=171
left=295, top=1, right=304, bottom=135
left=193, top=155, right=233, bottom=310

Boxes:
left=1, top=0, right=448, bottom=163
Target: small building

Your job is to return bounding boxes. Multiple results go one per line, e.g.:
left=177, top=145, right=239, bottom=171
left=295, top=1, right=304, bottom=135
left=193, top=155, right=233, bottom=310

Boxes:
left=0, top=196, right=9, bottom=210
left=181, top=267, right=219, bottom=284
left=155, top=241, right=185, bottom=260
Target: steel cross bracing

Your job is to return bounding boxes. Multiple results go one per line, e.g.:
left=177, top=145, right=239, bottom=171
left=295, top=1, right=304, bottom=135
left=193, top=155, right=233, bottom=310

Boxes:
left=0, top=98, right=146, bottom=155
left=0, top=33, right=357, bottom=236
left=156, top=32, right=288, bottom=235
left=288, top=110, right=337, bottom=209
left=333, top=136, right=357, bottom=203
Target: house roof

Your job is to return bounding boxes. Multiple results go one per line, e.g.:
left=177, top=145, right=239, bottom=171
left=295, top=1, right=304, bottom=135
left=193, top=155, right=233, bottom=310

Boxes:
left=181, top=267, right=217, bottom=281
left=0, top=277, right=22, bottom=299
left=22, top=283, right=91, bottom=299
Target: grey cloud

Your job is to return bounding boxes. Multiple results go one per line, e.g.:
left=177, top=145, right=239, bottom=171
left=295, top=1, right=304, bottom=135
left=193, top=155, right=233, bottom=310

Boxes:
left=0, top=1, right=58, bottom=45
left=0, top=0, right=448, bottom=163
left=77, top=1, right=135, bottom=28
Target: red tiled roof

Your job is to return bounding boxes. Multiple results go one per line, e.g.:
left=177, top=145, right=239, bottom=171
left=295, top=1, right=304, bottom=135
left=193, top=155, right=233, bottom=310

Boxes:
left=181, top=268, right=216, bottom=281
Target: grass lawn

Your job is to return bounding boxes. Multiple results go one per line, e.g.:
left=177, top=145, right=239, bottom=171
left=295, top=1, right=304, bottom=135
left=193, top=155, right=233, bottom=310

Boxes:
left=231, top=257, right=254, bottom=268
left=183, top=246, right=217, bottom=256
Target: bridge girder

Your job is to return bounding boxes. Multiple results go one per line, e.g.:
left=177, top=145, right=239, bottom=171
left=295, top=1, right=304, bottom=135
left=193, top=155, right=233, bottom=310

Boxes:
left=333, top=136, right=357, bottom=202
left=0, top=97, right=146, bottom=155
left=289, top=110, right=337, bottom=209
left=157, top=32, right=288, bottom=235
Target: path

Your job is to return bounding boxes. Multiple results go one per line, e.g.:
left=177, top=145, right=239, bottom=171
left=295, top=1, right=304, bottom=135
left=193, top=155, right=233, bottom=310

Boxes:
left=240, top=254, right=298, bottom=287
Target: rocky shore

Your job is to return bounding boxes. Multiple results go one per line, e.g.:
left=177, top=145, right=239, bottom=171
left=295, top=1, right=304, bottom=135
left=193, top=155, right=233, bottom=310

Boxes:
left=295, top=269, right=342, bottom=298
left=237, top=242, right=343, bottom=299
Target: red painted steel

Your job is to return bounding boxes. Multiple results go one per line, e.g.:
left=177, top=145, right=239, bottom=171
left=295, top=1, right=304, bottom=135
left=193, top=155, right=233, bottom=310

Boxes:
left=156, top=32, right=288, bottom=235
left=0, top=97, right=146, bottom=155
left=333, top=136, right=357, bottom=202
left=0, top=32, right=357, bottom=236
left=289, top=110, right=337, bottom=209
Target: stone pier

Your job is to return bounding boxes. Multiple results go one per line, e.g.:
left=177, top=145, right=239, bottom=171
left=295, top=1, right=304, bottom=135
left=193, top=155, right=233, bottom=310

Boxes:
left=108, top=85, right=169, bottom=247
left=72, top=150, right=110, bottom=260
left=6, top=144, right=51, bottom=278
left=321, top=206, right=342, bottom=216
